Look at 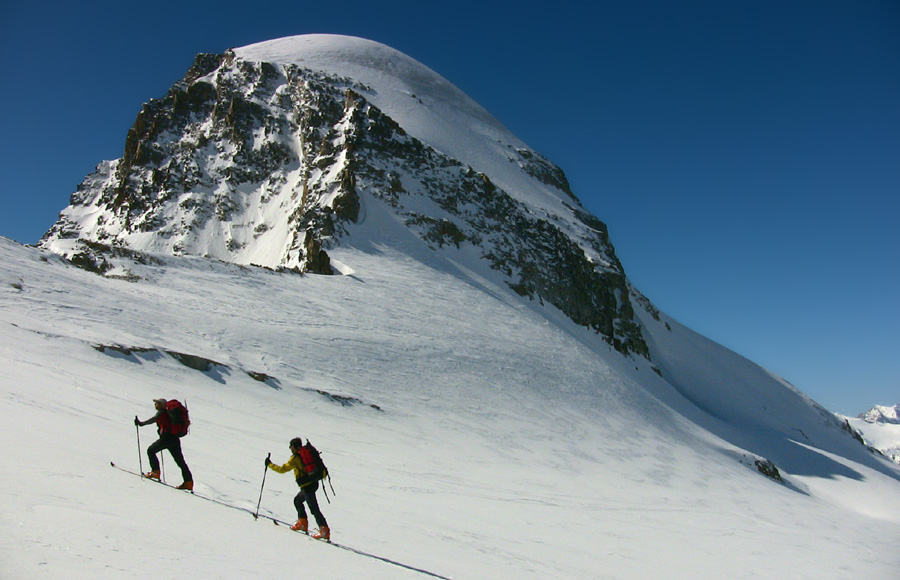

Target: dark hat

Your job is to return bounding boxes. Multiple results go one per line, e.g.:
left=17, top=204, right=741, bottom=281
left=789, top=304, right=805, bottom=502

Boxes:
left=153, top=398, right=167, bottom=405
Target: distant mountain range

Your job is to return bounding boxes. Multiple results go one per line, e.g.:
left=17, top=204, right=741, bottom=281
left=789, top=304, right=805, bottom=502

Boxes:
left=843, top=404, right=900, bottom=465
left=858, top=404, right=900, bottom=424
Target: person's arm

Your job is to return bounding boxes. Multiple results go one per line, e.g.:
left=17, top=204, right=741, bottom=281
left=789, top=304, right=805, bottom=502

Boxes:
left=134, top=410, right=162, bottom=427
left=267, top=455, right=297, bottom=474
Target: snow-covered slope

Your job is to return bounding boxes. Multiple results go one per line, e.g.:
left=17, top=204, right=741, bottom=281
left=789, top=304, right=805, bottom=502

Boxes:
left=11, top=34, right=900, bottom=578
left=2, top=236, right=899, bottom=579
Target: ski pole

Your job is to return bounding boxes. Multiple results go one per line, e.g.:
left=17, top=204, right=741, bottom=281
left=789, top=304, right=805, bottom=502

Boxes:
left=135, top=420, right=143, bottom=474
left=254, top=453, right=271, bottom=519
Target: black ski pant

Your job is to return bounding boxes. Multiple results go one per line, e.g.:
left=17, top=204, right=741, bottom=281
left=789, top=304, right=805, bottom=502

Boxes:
left=294, top=480, right=327, bottom=528
left=147, top=433, right=193, bottom=483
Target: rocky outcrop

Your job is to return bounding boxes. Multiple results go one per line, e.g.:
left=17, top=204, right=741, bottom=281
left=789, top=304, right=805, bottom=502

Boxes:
left=92, top=343, right=381, bottom=410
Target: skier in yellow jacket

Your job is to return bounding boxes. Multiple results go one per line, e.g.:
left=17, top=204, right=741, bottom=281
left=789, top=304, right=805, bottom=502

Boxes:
left=266, top=437, right=330, bottom=540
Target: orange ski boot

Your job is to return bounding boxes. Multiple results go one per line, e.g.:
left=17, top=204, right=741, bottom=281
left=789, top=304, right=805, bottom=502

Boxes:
left=290, top=518, right=309, bottom=533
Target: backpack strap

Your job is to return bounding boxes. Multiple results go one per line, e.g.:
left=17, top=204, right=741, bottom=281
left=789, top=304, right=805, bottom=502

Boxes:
left=324, top=469, right=335, bottom=499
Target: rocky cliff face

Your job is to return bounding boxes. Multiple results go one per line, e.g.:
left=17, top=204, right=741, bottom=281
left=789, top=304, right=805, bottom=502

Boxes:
left=41, top=41, right=652, bottom=358
left=44, top=53, right=363, bottom=272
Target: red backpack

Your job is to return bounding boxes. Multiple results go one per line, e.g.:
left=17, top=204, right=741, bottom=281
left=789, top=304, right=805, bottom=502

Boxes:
left=297, top=440, right=327, bottom=480
left=165, top=400, right=190, bottom=437
left=297, top=439, right=335, bottom=502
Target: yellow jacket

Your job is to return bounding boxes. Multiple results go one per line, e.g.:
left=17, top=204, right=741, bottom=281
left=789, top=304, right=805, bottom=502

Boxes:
left=268, top=453, right=313, bottom=487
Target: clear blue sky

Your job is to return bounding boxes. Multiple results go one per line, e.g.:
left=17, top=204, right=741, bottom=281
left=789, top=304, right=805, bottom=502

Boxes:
left=1, top=1, right=897, bottom=415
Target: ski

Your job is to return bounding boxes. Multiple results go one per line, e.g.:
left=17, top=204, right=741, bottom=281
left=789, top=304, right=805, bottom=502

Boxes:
left=267, top=517, right=332, bottom=542
left=110, top=461, right=450, bottom=579
left=110, top=462, right=194, bottom=493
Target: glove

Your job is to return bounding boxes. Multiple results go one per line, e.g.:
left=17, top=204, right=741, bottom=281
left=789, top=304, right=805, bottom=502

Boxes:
left=265, top=456, right=272, bottom=467
left=134, top=416, right=140, bottom=426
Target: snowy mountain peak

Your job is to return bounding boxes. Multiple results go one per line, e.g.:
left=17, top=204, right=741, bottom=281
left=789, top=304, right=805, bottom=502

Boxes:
left=39, top=34, right=647, bottom=357
left=233, top=34, right=508, bottom=141
left=843, top=404, right=900, bottom=467
left=230, top=35, right=562, bottom=219
left=859, top=404, right=900, bottom=424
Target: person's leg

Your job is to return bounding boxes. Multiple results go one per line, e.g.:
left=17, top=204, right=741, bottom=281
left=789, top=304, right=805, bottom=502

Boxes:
left=166, top=436, right=193, bottom=483
left=291, top=491, right=309, bottom=531
left=146, top=438, right=164, bottom=473
left=293, top=491, right=309, bottom=520
left=303, top=481, right=328, bottom=528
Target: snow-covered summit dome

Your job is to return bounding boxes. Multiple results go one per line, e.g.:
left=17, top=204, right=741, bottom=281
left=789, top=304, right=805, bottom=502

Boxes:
left=233, top=35, right=467, bottom=111
left=233, top=35, right=526, bottom=193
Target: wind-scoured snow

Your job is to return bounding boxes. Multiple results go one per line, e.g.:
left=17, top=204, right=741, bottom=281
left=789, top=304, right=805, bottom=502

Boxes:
left=2, top=236, right=899, bottom=580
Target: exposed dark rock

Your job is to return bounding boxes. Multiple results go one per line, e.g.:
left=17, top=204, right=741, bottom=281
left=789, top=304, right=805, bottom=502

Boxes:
left=302, top=228, right=332, bottom=274
left=166, top=351, right=222, bottom=372
left=842, top=418, right=867, bottom=445
left=69, top=249, right=112, bottom=275
left=93, top=343, right=381, bottom=407
left=754, top=458, right=783, bottom=482
left=316, top=390, right=383, bottom=411
left=516, top=148, right=577, bottom=202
